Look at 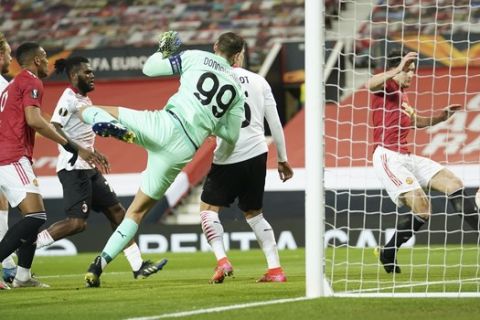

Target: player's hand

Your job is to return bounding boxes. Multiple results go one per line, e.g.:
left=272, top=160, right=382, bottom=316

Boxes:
left=443, top=104, right=462, bottom=120
left=397, top=52, right=418, bottom=73
left=61, top=142, right=78, bottom=166
left=158, top=31, right=182, bottom=59
left=278, top=161, right=294, bottom=182
left=78, top=148, right=111, bottom=174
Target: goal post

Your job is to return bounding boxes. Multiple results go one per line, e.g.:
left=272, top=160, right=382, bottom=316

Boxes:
left=316, top=0, right=480, bottom=297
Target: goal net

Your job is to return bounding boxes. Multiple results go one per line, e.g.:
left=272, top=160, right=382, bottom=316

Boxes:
left=323, top=0, right=480, bottom=297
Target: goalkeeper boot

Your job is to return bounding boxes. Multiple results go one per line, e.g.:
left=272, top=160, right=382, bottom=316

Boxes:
left=85, top=256, right=103, bottom=288
left=257, top=268, right=287, bottom=283
left=2, top=267, right=16, bottom=284
left=92, top=121, right=136, bottom=143
left=12, top=277, right=50, bottom=288
left=209, top=258, right=233, bottom=284
left=375, top=247, right=401, bottom=274
left=133, top=258, right=168, bottom=279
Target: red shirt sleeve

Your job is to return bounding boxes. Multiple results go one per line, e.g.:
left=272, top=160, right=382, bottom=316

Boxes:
left=22, top=78, right=43, bottom=109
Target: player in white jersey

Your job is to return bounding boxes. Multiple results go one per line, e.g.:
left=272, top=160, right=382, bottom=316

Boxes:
left=35, top=56, right=167, bottom=279
left=0, top=32, right=17, bottom=288
left=200, top=55, right=293, bottom=283
left=80, top=31, right=246, bottom=287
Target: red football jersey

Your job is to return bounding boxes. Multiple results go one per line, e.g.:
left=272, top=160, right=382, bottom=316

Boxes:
left=0, top=70, right=44, bottom=165
left=371, top=78, right=414, bottom=154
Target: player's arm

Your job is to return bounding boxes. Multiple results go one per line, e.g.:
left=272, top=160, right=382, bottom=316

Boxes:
left=214, top=112, right=243, bottom=145
left=213, top=96, right=245, bottom=145
left=142, top=52, right=178, bottom=77
left=413, top=104, right=462, bottom=128
left=263, top=85, right=293, bottom=182
left=51, top=122, right=110, bottom=173
left=366, top=52, right=418, bottom=91
left=143, top=31, right=183, bottom=77
left=25, top=106, right=70, bottom=145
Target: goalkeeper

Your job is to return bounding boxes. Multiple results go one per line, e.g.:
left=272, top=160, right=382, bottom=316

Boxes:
left=368, top=49, right=479, bottom=274
left=80, top=31, right=246, bottom=287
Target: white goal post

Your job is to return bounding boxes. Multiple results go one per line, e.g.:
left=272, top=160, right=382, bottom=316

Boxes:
left=308, top=0, right=480, bottom=297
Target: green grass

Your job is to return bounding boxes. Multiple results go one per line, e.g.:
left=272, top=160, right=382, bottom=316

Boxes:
left=2, top=248, right=480, bottom=320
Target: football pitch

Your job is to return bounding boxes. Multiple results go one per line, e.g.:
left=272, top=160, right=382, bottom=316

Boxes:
left=2, top=248, right=480, bottom=320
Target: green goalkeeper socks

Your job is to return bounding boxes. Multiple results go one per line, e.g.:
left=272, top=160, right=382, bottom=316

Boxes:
left=101, top=218, right=139, bottom=264
left=82, top=106, right=116, bottom=125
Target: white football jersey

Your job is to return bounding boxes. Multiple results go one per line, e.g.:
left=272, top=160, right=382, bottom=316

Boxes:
left=0, top=75, right=8, bottom=93
left=213, top=68, right=287, bottom=164
left=51, top=87, right=95, bottom=172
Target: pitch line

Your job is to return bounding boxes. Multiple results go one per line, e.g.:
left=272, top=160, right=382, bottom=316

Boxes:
left=125, top=296, right=311, bottom=320
left=346, top=277, right=480, bottom=294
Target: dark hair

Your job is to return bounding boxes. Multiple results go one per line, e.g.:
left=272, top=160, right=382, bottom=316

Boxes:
left=16, top=42, right=41, bottom=66
left=216, top=32, right=245, bottom=63
left=386, top=49, right=412, bottom=69
left=54, top=56, right=89, bottom=78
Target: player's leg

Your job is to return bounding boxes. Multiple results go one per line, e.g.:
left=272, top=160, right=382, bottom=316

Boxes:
left=85, top=110, right=194, bottom=287
left=80, top=105, right=135, bottom=143
left=0, top=191, right=16, bottom=283
left=372, top=147, right=429, bottom=273
left=245, top=210, right=286, bottom=283
left=37, top=169, right=93, bottom=248
left=200, top=162, right=240, bottom=283
left=93, top=169, right=168, bottom=280
left=428, top=168, right=479, bottom=230
left=238, top=153, right=286, bottom=282
left=0, top=158, right=49, bottom=287
left=85, top=190, right=157, bottom=287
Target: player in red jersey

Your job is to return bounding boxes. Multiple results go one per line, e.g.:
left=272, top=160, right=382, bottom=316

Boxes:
left=0, top=42, right=106, bottom=289
left=369, top=50, right=479, bottom=273
left=0, top=32, right=17, bottom=289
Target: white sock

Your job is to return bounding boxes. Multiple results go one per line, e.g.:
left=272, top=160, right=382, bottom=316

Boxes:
left=247, top=213, right=281, bottom=269
left=0, top=210, right=16, bottom=269
left=200, top=210, right=226, bottom=261
left=15, top=266, right=31, bottom=282
left=123, top=243, right=143, bottom=272
left=36, top=229, right=55, bottom=248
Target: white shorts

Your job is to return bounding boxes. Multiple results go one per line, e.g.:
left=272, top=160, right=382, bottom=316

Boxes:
left=372, top=146, right=443, bottom=206
left=0, top=156, right=41, bottom=207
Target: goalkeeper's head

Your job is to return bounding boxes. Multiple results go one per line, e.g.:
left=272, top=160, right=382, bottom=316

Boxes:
left=214, top=32, right=246, bottom=66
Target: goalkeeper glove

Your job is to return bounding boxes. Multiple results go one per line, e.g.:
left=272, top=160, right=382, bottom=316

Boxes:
left=158, top=31, right=182, bottom=59
left=62, top=141, right=78, bottom=166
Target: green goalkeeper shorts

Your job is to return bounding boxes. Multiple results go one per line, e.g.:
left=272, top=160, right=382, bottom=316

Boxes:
left=118, top=107, right=196, bottom=200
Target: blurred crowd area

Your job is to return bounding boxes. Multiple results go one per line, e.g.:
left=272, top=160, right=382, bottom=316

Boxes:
left=0, top=0, right=331, bottom=69
left=355, top=0, right=480, bottom=66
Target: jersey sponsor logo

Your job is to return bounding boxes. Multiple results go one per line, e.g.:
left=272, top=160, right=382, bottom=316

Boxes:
left=31, top=89, right=39, bottom=99
left=405, top=177, right=414, bottom=185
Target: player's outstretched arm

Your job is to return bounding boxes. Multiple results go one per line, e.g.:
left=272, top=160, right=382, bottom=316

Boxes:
left=143, top=31, right=182, bottom=77
left=414, top=104, right=462, bottom=128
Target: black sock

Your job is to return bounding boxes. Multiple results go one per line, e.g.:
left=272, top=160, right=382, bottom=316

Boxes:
left=384, top=214, right=426, bottom=257
left=17, top=233, right=38, bottom=269
left=449, top=189, right=479, bottom=230
left=0, top=212, right=46, bottom=262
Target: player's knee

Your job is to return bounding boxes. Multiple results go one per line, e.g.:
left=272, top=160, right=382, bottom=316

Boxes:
left=244, top=209, right=262, bottom=220
left=70, top=218, right=87, bottom=233
left=447, top=178, right=464, bottom=195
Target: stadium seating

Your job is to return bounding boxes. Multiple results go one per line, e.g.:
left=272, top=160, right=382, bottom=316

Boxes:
left=0, top=0, right=345, bottom=69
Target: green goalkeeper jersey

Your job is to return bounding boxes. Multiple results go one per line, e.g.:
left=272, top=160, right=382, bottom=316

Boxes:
left=143, top=50, right=245, bottom=147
